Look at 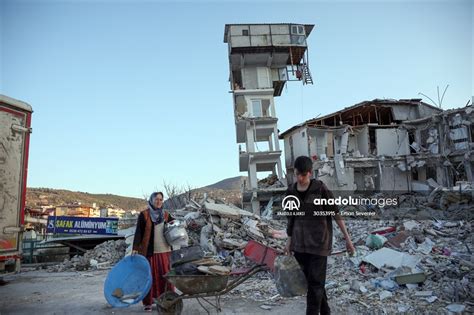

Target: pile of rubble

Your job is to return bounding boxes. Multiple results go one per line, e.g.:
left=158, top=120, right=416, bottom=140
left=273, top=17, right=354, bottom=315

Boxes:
left=173, top=198, right=287, bottom=260
left=258, top=174, right=286, bottom=189
left=325, top=199, right=473, bottom=313
left=48, top=239, right=127, bottom=272
left=174, top=189, right=473, bottom=313
left=169, top=197, right=291, bottom=303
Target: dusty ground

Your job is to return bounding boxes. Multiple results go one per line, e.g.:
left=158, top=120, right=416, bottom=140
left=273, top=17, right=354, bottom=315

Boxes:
left=0, top=269, right=324, bottom=315
left=2, top=265, right=461, bottom=315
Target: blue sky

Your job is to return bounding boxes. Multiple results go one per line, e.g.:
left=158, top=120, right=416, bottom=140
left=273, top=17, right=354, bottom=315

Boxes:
left=1, top=0, right=472, bottom=198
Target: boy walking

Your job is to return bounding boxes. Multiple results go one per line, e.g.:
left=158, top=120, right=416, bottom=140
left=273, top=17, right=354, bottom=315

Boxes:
left=284, top=156, right=355, bottom=315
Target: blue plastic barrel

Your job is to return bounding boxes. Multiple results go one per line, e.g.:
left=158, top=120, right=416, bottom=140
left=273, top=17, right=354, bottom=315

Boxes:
left=104, top=255, right=152, bottom=308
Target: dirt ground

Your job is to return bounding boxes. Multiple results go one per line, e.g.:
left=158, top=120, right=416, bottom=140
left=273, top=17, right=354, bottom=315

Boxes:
left=0, top=269, right=326, bottom=315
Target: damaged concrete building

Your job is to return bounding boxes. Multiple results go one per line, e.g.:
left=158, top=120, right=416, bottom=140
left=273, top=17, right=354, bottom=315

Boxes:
left=224, top=23, right=314, bottom=212
left=279, top=98, right=474, bottom=193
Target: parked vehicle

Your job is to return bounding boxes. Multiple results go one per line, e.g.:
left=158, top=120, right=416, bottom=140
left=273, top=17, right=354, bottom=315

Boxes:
left=0, top=95, right=33, bottom=274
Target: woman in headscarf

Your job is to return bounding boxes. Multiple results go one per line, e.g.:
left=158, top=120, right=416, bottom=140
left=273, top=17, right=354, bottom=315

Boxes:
left=132, top=192, right=175, bottom=312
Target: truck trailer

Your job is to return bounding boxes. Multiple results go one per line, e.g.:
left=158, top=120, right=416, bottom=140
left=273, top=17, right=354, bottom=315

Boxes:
left=0, top=94, right=33, bottom=274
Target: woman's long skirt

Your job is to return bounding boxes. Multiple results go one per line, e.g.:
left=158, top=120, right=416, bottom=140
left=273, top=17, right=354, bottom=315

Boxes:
left=142, top=252, right=174, bottom=306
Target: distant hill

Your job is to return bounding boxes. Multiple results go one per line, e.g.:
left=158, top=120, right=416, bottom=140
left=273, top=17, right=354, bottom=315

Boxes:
left=26, top=188, right=147, bottom=210
left=27, top=176, right=246, bottom=211
left=163, top=176, right=245, bottom=209
left=203, top=176, right=246, bottom=191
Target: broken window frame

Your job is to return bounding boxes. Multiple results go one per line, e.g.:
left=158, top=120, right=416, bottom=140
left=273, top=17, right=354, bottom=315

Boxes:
left=290, top=25, right=306, bottom=45
left=249, top=98, right=272, bottom=118
left=251, top=99, right=263, bottom=117
left=290, top=25, right=305, bottom=35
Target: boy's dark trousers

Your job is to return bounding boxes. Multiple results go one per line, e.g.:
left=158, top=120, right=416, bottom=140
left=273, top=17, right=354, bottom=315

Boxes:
left=294, top=252, right=330, bottom=315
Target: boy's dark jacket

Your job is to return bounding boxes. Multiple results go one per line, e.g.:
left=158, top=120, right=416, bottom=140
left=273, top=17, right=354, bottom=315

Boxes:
left=286, top=179, right=338, bottom=256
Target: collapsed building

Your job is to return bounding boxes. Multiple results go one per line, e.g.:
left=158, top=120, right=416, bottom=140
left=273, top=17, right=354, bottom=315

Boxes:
left=279, top=98, right=474, bottom=193
left=224, top=23, right=315, bottom=213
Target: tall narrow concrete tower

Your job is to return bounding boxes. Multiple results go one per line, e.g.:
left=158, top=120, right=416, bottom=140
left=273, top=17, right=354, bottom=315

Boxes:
left=224, top=23, right=314, bottom=213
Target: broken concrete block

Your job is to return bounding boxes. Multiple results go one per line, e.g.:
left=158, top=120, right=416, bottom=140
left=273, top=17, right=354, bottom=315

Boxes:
left=204, top=202, right=251, bottom=219
left=405, top=283, right=419, bottom=290
left=242, top=218, right=265, bottom=239
left=403, top=220, right=420, bottom=231
left=394, top=272, right=426, bottom=285
left=90, top=259, right=98, bottom=268
left=212, top=224, right=223, bottom=233
left=416, top=238, right=434, bottom=255
left=243, top=218, right=258, bottom=229
left=414, top=290, right=433, bottom=297
left=362, top=248, right=421, bottom=269
left=398, top=305, right=411, bottom=312
left=424, top=296, right=437, bottom=303
left=218, top=238, right=247, bottom=249
left=350, top=280, right=361, bottom=292
left=445, top=304, right=465, bottom=313
left=246, top=227, right=265, bottom=240
left=379, top=290, right=392, bottom=300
